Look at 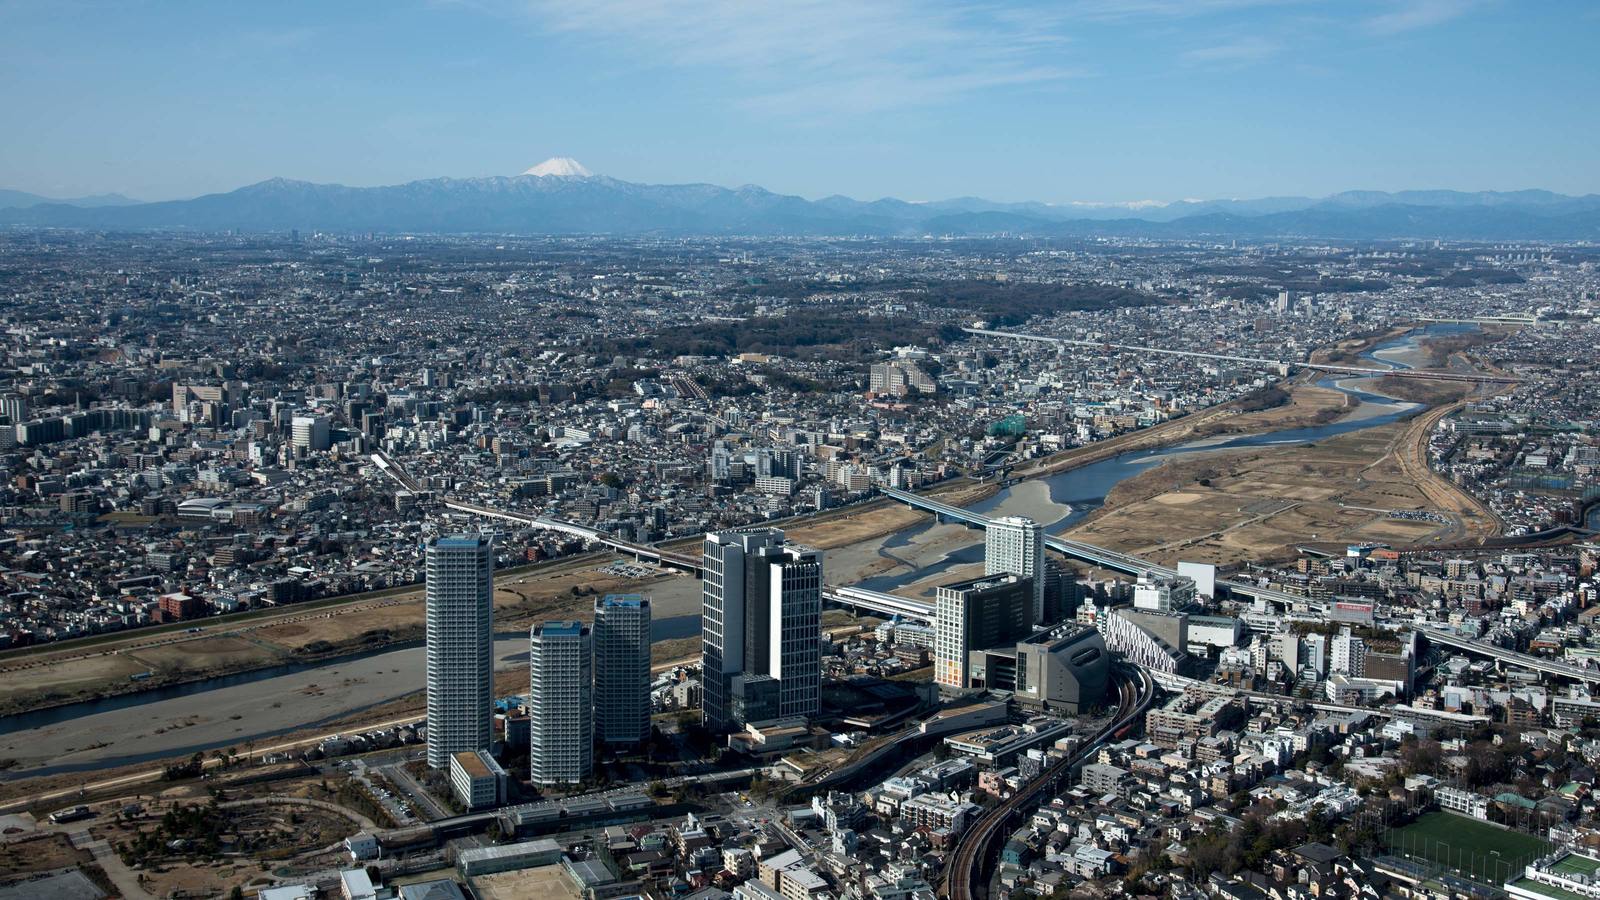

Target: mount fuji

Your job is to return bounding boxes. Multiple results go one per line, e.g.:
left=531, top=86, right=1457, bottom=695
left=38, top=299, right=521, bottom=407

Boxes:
left=522, top=157, right=594, bottom=178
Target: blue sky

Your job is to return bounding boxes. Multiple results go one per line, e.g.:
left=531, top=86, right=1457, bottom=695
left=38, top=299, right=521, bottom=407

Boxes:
left=2, top=0, right=1596, bottom=203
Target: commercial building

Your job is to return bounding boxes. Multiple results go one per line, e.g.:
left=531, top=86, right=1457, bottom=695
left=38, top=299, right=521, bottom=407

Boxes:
left=529, top=621, right=594, bottom=784
left=985, top=516, right=1045, bottom=622
left=457, top=838, right=562, bottom=877
left=593, top=594, right=651, bottom=749
left=1132, top=573, right=1196, bottom=613
left=291, top=412, right=331, bottom=451
left=425, top=535, right=494, bottom=769
left=1102, top=608, right=1187, bottom=675
left=1008, top=625, right=1111, bottom=714
left=935, top=573, right=1034, bottom=690
left=449, top=750, right=508, bottom=810
left=701, top=528, right=823, bottom=730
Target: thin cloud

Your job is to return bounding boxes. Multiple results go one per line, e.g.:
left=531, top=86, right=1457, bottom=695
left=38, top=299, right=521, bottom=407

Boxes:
left=1365, top=0, right=1479, bottom=35
left=1054, top=0, right=1308, bottom=24
left=1180, top=36, right=1284, bottom=67
left=506, top=0, right=1084, bottom=114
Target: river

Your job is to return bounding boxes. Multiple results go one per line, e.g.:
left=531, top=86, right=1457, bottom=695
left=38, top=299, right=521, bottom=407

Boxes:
left=0, top=326, right=1463, bottom=780
left=852, top=326, right=1459, bottom=591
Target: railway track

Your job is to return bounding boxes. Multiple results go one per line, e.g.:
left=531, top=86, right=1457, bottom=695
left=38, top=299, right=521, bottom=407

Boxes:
left=940, top=665, right=1156, bottom=900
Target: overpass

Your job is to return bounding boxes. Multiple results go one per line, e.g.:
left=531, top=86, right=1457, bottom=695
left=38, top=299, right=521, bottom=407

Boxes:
left=370, top=450, right=423, bottom=493
left=962, top=327, right=1519, bottom=384
left=823, top=586, right=934, bottom=624
left=1416, top=626, right=1600, bottom=687
left=371, top=452, right=702, bottom=574
left=439, top=499, right=703, bottom=575
left=877, top=487, right=1309, bottom=609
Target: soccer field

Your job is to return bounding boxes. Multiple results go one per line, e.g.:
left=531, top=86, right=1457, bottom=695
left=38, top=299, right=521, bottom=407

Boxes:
left=1386, top=812, right=1551, bottom=885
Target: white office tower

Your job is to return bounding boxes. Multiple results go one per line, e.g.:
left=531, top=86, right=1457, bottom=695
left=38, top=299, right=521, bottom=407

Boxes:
left=1330, top=627, right=1367, bottom=677
left=985, top=516, right=1045, bottom=622
left=425, top=535, right=494, bottom=768
left=1132, top=573, right=1197, bottom=613
left=291, top=412, right=331, bottom=451
left=529, top=621, right=594, bottom=784
left=701, top=529, right=823, bottom=730
left=593, top=594, right=651, bottom=749
left=0, top=394, right=25, bottom=425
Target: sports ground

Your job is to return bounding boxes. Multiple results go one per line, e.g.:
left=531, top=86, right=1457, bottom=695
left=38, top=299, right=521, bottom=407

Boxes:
left=1386, top=811, right=1552, bottom=886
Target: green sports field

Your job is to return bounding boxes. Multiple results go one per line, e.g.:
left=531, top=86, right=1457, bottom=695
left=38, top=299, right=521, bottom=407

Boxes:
left=1548, top=852, right=1600, bottom=878
left=1386, top=812, right=1551, bottom=886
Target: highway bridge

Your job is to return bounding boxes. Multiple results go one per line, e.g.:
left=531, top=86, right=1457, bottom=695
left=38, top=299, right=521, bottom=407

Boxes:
left=877, top=487, right=1309, bottom=609
left=1415, top=315, right=1539, bottom=326
left=962, top=326, right=1520, bottom=384
left=383, top=458, right=1600, bottom=691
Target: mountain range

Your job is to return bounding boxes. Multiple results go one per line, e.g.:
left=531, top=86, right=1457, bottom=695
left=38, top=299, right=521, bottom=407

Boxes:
left=0, top=189, right=142, bottom=210
left=4, top=161, right=1598, bottom=240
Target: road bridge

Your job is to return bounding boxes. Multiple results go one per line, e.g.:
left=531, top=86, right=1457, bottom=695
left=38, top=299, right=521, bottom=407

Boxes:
left=1415, top=315, right=1538, bottom=326
left=962, top=327, right=1519, bottom=384
left=876, top=487, right=1308, bottom=609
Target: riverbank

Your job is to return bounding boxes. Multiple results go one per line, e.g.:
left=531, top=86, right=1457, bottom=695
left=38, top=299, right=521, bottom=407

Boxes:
left=1057, top=328, right=1505, bottom=566
left=0, top=553, right=705, bottom=721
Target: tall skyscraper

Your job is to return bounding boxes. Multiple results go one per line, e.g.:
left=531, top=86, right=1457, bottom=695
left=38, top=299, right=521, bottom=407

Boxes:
left=934, top=573, right=1034, bottom=690
left=593, top=594, right=651, bottom=750
left=425, top=534, right=494, bottom=769
left=701, top=528, right=823, bottom=731
left=986, top=516, right=1045, bottom=623
left=529, top=620, right=594, bottom=785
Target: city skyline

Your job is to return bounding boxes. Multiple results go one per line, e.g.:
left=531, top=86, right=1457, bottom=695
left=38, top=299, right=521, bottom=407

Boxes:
left=5, top=1, right=1600, bottom=896
left=2, top=2, right=1597, bottom=203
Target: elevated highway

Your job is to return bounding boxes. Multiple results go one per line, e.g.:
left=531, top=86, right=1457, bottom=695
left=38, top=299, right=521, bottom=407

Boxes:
left=1416, top=626, right=1600, bottom=687
left=823, top=586, right=934, bottom=623
left=438, top=499, right=703, bottom=575
left=877, top=487, right=1308, bottom=609
left=371, top=452, right=702, bottom=574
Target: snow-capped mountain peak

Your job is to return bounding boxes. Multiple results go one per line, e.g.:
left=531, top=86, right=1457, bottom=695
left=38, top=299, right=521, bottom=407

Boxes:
left=522, top=157, right=594, bottom=178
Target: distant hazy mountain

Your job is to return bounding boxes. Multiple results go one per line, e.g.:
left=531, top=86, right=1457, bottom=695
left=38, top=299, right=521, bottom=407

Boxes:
left=3, top=161, right=1597, bottom=240
left=0, top=189, right=141, bottom=210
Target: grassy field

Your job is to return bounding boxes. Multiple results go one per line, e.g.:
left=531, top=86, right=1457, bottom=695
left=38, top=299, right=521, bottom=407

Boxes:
left=1386, top=812, right=1550, bottom=886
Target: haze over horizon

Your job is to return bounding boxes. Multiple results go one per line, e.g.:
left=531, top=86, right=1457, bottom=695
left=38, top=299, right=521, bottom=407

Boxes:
left=3, top=0, right=1597, bottom=205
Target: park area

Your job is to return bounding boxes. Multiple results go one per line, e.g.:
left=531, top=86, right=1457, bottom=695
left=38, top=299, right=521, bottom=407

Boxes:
left=1385, top=812, right=1550, bottom=886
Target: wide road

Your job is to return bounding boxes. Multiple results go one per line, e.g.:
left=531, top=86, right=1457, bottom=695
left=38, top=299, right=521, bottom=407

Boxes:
left=941, top=665, right=1155, bottom=900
